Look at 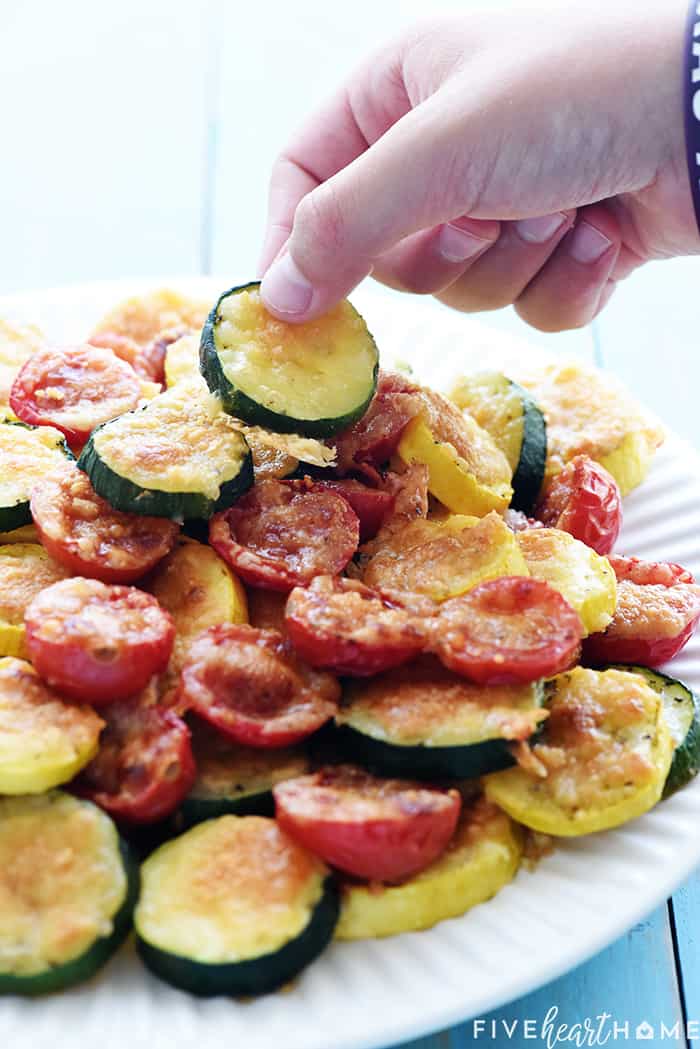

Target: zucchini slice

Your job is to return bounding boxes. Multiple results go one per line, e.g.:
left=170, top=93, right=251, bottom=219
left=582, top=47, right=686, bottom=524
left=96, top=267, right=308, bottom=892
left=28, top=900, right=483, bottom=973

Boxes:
left=145, top=538, right=248, bottom=676
left=396, top=414, right=512, bottom=516
left=361, top=510, right=528, bottom=602
left=200, top=282, right=378, bottom=437
left=607, top=664, right=700, bottom=799
left=78, top=381, right=254, bottom=520
left=335, top=797, right=522, bottom=939
left=484, top=667, right=674, bottom=836
left=449, top=371, right=547, bottom=513
left=135, top=815, right=339, bottom=996
left=0, top=420, right=73, bottom=531
left=0, top=543, right=69, bottom=658
left=177, top=719, right=310, bottom=827
left=0, top=792, right=138, bottom=994
left=336, top=660, right=546, bottom=779
left=516, top=527, right=616, bottom=636
left=0, top=657, right=103, bottom=793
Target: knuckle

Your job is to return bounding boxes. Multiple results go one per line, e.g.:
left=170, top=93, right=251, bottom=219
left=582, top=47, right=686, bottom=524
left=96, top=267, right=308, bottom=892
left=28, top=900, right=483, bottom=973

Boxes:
left=294, top=184, right=348, bottom=259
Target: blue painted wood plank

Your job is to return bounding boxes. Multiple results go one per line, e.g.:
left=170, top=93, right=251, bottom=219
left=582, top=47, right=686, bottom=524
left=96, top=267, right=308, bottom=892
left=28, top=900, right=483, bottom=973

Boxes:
left=395, top=906, right=685, bottom=1049
left=671, top=875, right=700, bottom=1048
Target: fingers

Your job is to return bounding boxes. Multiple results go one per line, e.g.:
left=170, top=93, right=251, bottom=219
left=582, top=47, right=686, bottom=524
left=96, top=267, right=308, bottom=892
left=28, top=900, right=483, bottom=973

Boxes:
left=370, top=217, right=501, bottom=296
left=434, top=211, right=575, bottom=313
left=514, top=206, right=623, bottom=332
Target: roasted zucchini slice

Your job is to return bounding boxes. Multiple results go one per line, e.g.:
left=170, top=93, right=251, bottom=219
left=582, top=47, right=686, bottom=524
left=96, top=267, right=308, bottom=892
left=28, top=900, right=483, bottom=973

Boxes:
left=0, top=657, right=103, bottom=793
left=607, top=664, right=700, bottom=799
left=516, top=527, right=616, bottom=636
left=135, top=815, right=339, bottom=996
left=145, top=538, right=248, bottom=675
left=0, top=792, right=138, bottom=995
left=335, top=797, right=522, bottom=939
left=177, top=719, right=310, bottom=827
left=449, top=371, right=547, bottom=513
left=0, top=420, right=73, bottom=531
left=484, top=667, right=674, bottom=836
left=361, top=511, right=528, bottom=602
left=78, top=381, right=253, bottom=520
left=335, top=659, right=546, bottom=779
left=0, top=543, right=69, bottom=658
left=200, top=282, right=378, bottom=437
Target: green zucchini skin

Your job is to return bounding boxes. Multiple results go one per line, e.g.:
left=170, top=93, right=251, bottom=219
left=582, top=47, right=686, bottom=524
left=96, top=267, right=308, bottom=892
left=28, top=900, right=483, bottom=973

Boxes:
left=200, top=282, right=378, bottom=438
left=78, top=424, right=254, bottom=521
left=175, top=789, right=275, bottom=830
left=331, top=723, right=517, bottom=781
left=0, top=839, right=139, bottom=996
left=136, top=875, right=339, bottom=997
left=607, top=664, right=700, bottom=799
left=510, top=382, right=547, bottom=514
left=0, top=423, right=74, bottom=532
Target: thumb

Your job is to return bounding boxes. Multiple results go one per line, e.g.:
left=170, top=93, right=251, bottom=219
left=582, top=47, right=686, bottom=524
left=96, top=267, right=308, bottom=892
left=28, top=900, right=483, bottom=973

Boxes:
left=260, top=89, right=491, bottom=321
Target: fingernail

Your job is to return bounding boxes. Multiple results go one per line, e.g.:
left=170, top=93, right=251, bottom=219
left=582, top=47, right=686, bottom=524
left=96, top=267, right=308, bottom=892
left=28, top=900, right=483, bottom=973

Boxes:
left=438, top=223, right=492, bottom=263
left=260, top=252, right=313, bottom=315
left=515, top=213, right=568, bottom=244
left=568, top=222, right=613, bottom=264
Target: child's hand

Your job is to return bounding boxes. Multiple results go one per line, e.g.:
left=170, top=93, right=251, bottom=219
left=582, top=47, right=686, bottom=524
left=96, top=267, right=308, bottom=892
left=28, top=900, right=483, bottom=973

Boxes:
left=259, top=0, right=696, bottom=331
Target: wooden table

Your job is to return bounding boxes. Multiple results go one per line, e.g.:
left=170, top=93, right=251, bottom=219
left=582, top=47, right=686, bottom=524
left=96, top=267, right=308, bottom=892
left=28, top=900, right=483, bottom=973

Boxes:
left=2, top=1, right=699, bottom=1044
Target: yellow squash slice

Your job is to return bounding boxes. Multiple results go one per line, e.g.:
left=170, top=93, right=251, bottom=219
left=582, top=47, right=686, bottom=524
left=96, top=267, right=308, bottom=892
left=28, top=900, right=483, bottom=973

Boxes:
left=0, top=318, right=44, bottom=408
left=335, top=798, right=522, bottom=939
left=485, top=667, right=674, bottom=836
left=0, top=657, right=103, bottom=794
left=516, top=528, right=616, bottom=636
left=362, top=511, right=528, bottom=601
left=0, top=543, right=69, bottom=658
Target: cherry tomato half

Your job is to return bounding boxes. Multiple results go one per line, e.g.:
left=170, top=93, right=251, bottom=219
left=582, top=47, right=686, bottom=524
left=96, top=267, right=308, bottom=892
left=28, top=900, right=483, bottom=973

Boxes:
left=583, top=578, right=700, bottom=667
left=432, top=576, right=583, bottom=684
left=72, top=688, right=195, bottom=823
left=274, top=765, right=461, bottom=883
left=31, top=461, right=179, bottom=583
left=285, top=575, right=426, bottom=676
left=209, top=479, right=359, bottom=592
left=25, top=578, right=174, bottom=703
left=10, top=344, right=142, bottom=447
left=179, top=623, right=340, bottom=747
left=536, top=455, right=622, bottom=555
left=309, top=478, right=394, bottom=541
left=334, top=371, right=422, bottom=474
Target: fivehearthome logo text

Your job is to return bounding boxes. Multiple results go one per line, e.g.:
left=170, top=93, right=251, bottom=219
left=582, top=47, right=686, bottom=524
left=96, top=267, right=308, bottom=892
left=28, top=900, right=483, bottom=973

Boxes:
left=470, top=1007, right=697, bottom=1044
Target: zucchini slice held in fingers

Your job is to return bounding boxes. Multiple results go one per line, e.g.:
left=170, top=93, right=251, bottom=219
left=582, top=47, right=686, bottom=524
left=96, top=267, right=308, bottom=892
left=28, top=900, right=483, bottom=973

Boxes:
left=484, top=667, right=674, bottom=836
left=78, top=381, right=253, bottom=520
left=0, top=792, right=138, bottom=995
left=607, top=664, right=700, bottom=799
left=0, top=419, right=73, bottom=531
left=450, top=371, right=547, bottom=514
left=336, top=797, right=522, bottom=940
left=135, top=815, right=339, bottom=996
left=335, top=658, right=547, bottom=779
left=200, top=282, right=379, bottom=437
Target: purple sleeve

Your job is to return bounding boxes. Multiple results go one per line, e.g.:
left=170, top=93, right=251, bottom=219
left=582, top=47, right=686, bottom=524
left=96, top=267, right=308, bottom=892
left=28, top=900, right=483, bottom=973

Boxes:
left=684, top=2, right=700, bottom=231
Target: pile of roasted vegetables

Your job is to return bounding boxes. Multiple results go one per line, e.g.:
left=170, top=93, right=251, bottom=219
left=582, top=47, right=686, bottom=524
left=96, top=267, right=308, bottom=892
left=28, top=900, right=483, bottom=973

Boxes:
left=0, top=283, right=698, bottom=999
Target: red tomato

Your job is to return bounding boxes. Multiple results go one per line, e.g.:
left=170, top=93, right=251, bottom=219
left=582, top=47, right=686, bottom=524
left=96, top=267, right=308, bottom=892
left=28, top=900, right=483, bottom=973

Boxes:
left=10, top=344, right=142, bottom=447
left=608, top=555, right=695, bottom=586
left=88, top=331, right=142, bottom=370
left=536, top=455, right=622, bottom=555
left=584, top=578, right=700, bottom=667
left=309, top=478, right=394, bottom=541
left=139, top=328, right=186, bottom=385
left=274, top=765, right=461, bottom=882
left=179, top=623, right=340, bottom=747
left=209, top=479, right=359, bottom=592
left=25, top=578, right=174, bottom=703
left=72, top=688, right=195, bottom=823
left=334, top=371, right=422, bottom=474
left=432, top=576, right=583, bottom=684
left=285, top=575, right=426, bottom=676
left=31, top=461, right=179, bottom=583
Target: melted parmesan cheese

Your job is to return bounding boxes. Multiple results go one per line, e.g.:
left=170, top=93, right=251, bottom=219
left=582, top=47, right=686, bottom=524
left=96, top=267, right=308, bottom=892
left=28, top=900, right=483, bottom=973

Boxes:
left=0, top=423, right=68, bottom=508
left=215, top=289, right=376, bottom=421
left=135, top=816, right=327, bottom=963
left=0, top=792, right=126, bottom=975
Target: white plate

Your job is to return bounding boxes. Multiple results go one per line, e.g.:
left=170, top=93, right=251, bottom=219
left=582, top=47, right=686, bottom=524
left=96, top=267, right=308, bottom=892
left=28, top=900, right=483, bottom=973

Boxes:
left=2, top=280, right=700, bottom=1049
